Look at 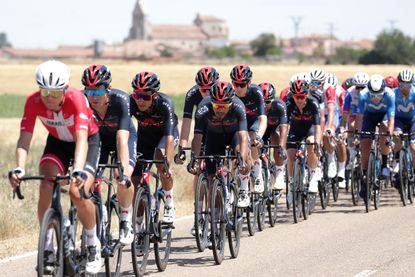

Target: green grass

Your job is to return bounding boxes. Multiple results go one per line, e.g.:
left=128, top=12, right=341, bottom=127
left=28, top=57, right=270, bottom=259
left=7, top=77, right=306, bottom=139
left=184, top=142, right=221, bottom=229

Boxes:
left=0, top=94, right=185, bottom=118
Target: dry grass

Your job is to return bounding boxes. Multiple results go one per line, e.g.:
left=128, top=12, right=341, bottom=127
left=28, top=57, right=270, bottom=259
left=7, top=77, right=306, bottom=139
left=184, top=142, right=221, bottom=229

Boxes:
left=0, top=61, right=407, bottom=258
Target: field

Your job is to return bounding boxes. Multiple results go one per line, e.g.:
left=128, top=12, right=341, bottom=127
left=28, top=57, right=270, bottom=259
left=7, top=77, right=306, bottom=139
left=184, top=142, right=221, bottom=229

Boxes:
left=0, top=61, right=407, bottom=258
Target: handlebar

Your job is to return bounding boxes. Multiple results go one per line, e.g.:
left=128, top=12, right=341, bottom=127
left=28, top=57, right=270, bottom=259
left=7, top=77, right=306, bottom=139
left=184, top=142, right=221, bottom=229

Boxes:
left=15, top=175, right=71, bottom=200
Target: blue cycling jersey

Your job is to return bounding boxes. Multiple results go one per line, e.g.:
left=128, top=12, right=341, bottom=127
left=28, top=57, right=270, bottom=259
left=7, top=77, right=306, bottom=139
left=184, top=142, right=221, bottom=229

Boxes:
left=394, top=87, right=415, bottom=119
left=357, top=87, right=395, bottom=118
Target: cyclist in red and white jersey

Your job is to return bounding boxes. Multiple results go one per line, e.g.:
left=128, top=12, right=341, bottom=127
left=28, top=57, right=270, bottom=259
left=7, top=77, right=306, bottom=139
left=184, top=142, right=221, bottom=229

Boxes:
left=8, top=60, right=102, bottom=274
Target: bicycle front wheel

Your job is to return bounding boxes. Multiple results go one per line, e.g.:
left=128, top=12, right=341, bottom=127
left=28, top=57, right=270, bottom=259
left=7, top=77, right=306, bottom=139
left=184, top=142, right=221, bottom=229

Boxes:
left=399, top=150, right=409, bottom=206
left=195, top=172, right=209, bottom=252
left=292, top=159, right=302, bottom=223
left=104, top=197, right=122, bottom=277
left=227, top=183, right=242, bottom=258
left=366, top=152, right=376, bottom=213
left=131, top=187, right=150, bottom=277
left=350, top=158, right=361, bottom=206
left=37, top=208, right=63, bottom=277
left=154, top=191, right=173, bottom=272
left=211, top=179, right=225, bottom=265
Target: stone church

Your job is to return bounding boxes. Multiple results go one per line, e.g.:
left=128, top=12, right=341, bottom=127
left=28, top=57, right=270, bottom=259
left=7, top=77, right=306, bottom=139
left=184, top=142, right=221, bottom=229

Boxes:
left=126, top=0, right=229, bottom=53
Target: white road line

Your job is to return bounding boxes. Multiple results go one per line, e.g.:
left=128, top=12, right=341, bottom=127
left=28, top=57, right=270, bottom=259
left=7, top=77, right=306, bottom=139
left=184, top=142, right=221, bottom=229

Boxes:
left=0, top=214, right=193, bottom=264
left=353, top=269, right=378, bottom=277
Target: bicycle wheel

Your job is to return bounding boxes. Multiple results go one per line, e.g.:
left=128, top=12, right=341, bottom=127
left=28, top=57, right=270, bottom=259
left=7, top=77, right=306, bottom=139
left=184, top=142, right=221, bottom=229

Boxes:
left=131, top=187, right=150, bottom=277
left=319, top=156, right=329, bottom=209
left=194, top=172, right=209, bottom=252
left=399, top=150, right=408, bottom=206
left=154, top=190, right=173, bottom=272
left=246, top=177, right=258, bottom=236
left=268, top=189, right=279, bottom=227
left=366, top=152, right=376, bottom=213
left=104, top=196, right=122, bottom=277
left=257, top=172, right=267, bottom=231
left=301, top=192, right=309, bottom=220
left=407, top=152, right=414, bottom=204
left=227, top=183, right=242, bottom=258
left=211, top=179, right=225, bottom=265
left=292, top=159, right=302, bottom=223
left=332, top=178, right=339, bottom=202
left=285, top=167, right=290, bottom=210
left=350, top=157, right=361, bottom=206
left=37, top=208, right=63, bottom=277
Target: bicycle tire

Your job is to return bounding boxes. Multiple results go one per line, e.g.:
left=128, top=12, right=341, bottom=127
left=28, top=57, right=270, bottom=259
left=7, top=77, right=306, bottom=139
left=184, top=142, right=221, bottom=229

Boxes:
left=399, top=150, right=408, bottom=206
left=194, top=172, right=209, bottom=252
left=211, top=179, right=225, bottom=265
left=246, top=177, right=258, bottom=236
left=104, top=199, right=122, bottom=277
left=257, top=172, right=267, bottom=231
left=154, top=190, right=173, bottom=272
left=37, top=208, right=63, bottom=277
left=285, top=167, right=290, bottom=210
left=292, top=159, right=302, bottom=223
left=350, top=157, right=361, bottom=206
left=407, top=152, right=414, bottom=204
left=366, top=152, right=376, bottom=213
left=131, top=187, right=150, bottom=277
left=332, top=178, right=339, bottom=202
left=227, top=183, right=242, bottom=258
left=268, top=190, right=279, bottom=227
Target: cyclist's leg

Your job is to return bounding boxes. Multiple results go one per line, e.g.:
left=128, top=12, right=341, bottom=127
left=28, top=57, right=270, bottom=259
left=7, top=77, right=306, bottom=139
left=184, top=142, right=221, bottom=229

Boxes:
left=379, top=116, right=391, bottom=175
left=323, top=114, right=336, bottom=178
left=306, top=129, right=320, bottom=193
left=231, top=131, right=251, bottom=207
left=270, top=130, right=285, bottom=190
left=248, top=118, right=264, bottom=192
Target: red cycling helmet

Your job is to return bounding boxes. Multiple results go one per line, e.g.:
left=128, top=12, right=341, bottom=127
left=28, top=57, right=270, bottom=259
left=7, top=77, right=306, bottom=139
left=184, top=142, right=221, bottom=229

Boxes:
left=259, top=82, right=276, bottom=100
left=384, top=75, right=397, bottom=88
left=131, top=71, right=160, bottom=92
left=195, top=66, right=219, bottom=87
left=290, top=79, right=309, bottom=95
left=82, top=64, right=112, bottom=88
left=230, top=64, right=253, bottom=83
left=210, top=81, right=235, bottom=104
left=341, top=77, right=354, bottom=91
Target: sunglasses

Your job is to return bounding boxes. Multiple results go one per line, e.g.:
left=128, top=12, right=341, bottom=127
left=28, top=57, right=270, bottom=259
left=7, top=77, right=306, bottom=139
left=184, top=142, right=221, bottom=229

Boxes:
left=355, top=86, right=365, bottom=90
left=233, top=81, right=248, bottom=88
left=369, top=92, right=384, bottom=99
left=293, top=94, right=307, bottom=100
left=40, top=88, right=64, bottom=98
left=212, top=102, right=232, bottom=111
left=310, top=81, right=322, bottom=86
left=264, top=99, right=272, bottom=105
left=84, top=88, right=107, bottom=97
left=399, top=82, right=412, bottom=89
left=132, top=92, right=153, bottom=101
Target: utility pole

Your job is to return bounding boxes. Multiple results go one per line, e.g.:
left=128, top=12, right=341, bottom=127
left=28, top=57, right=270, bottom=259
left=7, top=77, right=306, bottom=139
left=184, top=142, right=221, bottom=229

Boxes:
left=388, top=20, right=397, bottom=30
left=328, top=22, right=336, bottom=56
left=291, top=16, right=302, bottom=55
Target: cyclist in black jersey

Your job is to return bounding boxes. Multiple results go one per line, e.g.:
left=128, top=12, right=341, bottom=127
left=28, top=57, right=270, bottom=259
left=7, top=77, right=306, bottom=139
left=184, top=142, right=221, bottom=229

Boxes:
left=82, top=64, right=137, bottom=246
left=176, top=66, right=219, bottom=163
left=130, top=71, right=179, bottom=223
left=259, top=82, right=288, bottom=190
left=189, top=81, right=251, bottom=207
left=286, top=80, right=322, bottom=195
left=230, top=64, right=267, bottom=194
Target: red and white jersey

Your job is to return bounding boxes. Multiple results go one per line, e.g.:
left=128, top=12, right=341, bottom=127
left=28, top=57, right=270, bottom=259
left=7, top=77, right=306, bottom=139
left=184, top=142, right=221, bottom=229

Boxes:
left=20, top=87, right=99, bottom=142
left=323, top=85, right=345, bottom=116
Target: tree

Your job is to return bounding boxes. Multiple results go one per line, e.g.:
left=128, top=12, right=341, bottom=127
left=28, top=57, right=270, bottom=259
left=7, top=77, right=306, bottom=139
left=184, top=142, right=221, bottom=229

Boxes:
left=332, top=47, right=368, bottom=64
left=359, top=29, right=415, bottom=64
left=0, top=33, right=12, bottom=48
left=206, top=46, right=237, bottom=59
left=250, top=33, right=281, bottom=57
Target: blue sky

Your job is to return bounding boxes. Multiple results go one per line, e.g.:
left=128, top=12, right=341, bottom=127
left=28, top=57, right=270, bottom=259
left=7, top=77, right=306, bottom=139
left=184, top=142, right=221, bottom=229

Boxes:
left=1, top=0, right=413, bottom=48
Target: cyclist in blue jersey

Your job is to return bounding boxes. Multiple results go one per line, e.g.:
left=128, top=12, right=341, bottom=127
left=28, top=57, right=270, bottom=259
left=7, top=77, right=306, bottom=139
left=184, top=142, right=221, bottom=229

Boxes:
left=230, top=64, right=267, bottom=194
left=355, top=74, right=395, bottom=199
left=392, top=69, right=415, bottom=179
left=82, top=64, right=137, bottom=246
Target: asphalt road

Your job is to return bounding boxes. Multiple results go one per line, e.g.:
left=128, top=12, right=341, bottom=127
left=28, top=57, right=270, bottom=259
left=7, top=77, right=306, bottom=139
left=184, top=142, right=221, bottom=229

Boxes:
left=2, top=187, right=415, bottom=277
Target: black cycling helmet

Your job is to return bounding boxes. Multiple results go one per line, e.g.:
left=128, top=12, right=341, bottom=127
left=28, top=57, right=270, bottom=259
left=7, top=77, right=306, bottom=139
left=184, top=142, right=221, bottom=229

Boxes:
left=341, top=77, right=354, bottom=90
left=210, top=81, right=235, bottom=104
left=195, top=66, right=219, bottom=87
left=82, top=64, right=112, bottom=88
left=131, top=71, right=160, bottom=93
left=230, top=64, right=253, bottom=83
left=290, top=79, right=309, bottom=95
left=259, top=82, right=275, bottom=100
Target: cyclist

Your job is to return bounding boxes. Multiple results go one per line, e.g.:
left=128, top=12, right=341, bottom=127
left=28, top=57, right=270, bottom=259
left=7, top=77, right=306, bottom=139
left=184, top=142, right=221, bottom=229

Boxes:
left=82, top=64, right=137, bottom=245
left=385, top=75, right=398, bottom=89
left=8, top=60, right=102, bottom=274
left=286, top=79, right=322, bottom=195
left=339, top=72, right=370, bottom=169
left=309, top=68, right=326, bottom=129
left=130, top=71, right=179, bottom=223
left=392, top=69, right=415, bottom=181
left=355, top=74, right=395, bottom=199
left=176, top=66, right=219, bottom=162
left=323, top=74, right=347, bottom=187
left=280, top=72, right=311, bottom=102
left=189, top=81, right=250, bottom=207
left=259, top=82, right=288, bottom=190
left=341, top=77, right=354, bottom=91
left=230, top=64, right=267, bottom=194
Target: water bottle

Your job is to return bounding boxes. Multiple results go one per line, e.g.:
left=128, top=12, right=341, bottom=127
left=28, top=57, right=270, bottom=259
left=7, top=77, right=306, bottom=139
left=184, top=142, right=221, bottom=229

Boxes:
left=102, top=204, right=108, bottom=225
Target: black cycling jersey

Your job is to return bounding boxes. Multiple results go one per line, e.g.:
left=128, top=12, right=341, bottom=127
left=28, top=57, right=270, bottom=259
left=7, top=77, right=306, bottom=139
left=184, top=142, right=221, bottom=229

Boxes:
left=183, top=85, right=205, bottom=119
left=236, top=84, right=266, bottom=119
left=310, top=89, right=324, bottom=107
left=130, top=92, right=179, bottom=136
left=88, top=89, right=137, bottom=144
left=194, top=96, right=247, bottom=135
left=286, top=96, right=320, bottom=127
left=267, top=98, right=288, bottom=128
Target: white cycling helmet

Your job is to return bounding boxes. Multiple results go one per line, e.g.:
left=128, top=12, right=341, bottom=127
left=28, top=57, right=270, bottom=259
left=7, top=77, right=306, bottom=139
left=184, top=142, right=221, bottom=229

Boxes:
left=368, top=74, right=386, bottom=93
left=35, top=60, right=70, bottom=89
left=397, top=69, right=414, bottom=83
left=353, top=72, right=369, bottom=86
left=290, top=72, right=311, bottom=85
left=325, top=73, right=338, bottom=87
left=309, top=68, right=326, bottom=82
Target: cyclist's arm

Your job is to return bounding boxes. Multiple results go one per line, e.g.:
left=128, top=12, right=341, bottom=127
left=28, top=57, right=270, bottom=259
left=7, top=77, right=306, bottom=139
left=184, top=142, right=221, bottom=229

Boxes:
left=387, top=92, right=395, bottom=135
left=278, top=124, right=288, bottom=149
left=387, top=117, right=394, bottom=135
left=257, top=115, right=267, bottom=138
left=191, top=133, right=203, bottom=157
left=116, top=129, right=131, bottom=176
left=355, top=114, right=363, bottom=132
left=16, top=131, right=33, bottom=169
left=179, top=117, right=192, bottom=148
left=326, top=102, right=335, bottom=131
left=238, top=130, right=249, bottom=164
left=73, top=130, right=88, bottom=171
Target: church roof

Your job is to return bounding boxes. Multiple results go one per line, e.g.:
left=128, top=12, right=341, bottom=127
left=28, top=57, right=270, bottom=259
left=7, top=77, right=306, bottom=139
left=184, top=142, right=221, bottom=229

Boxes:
left=150, top=25, right=208, bottom=40
left=194, top=14, right=225, bottom=23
